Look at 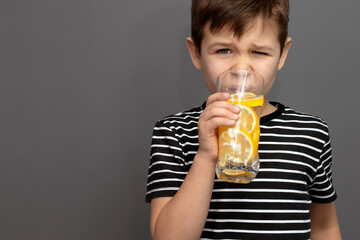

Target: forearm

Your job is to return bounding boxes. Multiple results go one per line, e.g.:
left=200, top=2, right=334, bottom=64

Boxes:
left=311, top=224, right=342, bottom=240
left=152, top=152, right=216, bottom=240
left=310, top=202, right=342, bottom=240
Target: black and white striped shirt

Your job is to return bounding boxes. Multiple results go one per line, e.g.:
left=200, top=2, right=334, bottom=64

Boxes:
left=146, top=102, right=337, bottom=239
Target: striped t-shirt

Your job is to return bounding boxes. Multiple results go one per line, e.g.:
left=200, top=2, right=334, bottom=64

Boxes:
left=146, top=102, right=337, bottom=239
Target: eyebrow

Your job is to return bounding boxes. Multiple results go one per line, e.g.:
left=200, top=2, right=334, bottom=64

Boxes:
left=250, top=43, right=275, bottom=52
left=207, top=41, right=233, bottom=50
left=207, top=41, right=275, bottom=52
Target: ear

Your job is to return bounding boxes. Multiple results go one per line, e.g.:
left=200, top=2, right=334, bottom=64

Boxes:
left=186, top=37, right=202, bottom=70
left=277, top=37, right=292, bottom=70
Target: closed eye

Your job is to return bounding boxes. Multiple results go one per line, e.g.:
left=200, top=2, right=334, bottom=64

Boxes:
left=252, top=51, right=268, bottom=55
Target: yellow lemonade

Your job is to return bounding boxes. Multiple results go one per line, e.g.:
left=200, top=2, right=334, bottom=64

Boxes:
left=216, top=93, right=264, bottom=183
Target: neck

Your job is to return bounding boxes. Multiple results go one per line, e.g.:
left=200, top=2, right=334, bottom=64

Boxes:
left=261, top=99, right=277, bottom=117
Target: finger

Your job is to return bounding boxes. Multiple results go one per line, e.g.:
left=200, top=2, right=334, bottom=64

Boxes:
left=200, top=117, right=236, bottom=130
left=200, top=106, right=239, bottom=123
left=206, top=92, right=230, bottom=106
left=204, top=100, right=241, bottom=116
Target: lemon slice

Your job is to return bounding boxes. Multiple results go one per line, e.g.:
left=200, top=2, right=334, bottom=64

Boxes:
left=222, top=169, right=248, bottom=177
left=218, top=129, right=256, bottom=165
left=252, top=128, right=260, bottom=153
left=235, top=105, right=259, bottom=135
left=229, top=92, right=264, bottom=107
left=218, top=105, right=259, bottom=137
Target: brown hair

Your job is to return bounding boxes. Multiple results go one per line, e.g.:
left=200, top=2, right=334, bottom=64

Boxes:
left=191, top=0, right=289, bottom=54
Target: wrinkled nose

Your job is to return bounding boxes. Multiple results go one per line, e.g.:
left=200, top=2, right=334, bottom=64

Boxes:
left=231, top=56, right=252, bottom=71
left=232, top=65, right=251, bottom=71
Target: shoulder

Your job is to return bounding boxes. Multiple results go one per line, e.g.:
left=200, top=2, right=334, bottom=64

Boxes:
left=264, top=102, right=332, bottom=144
left=163, top=104, right=204, bottom=120
left=152, top=103, right=204, bottom=140
left=155, top=104, right=204, bottom=128
left=281, top=105, right=330, bottom=131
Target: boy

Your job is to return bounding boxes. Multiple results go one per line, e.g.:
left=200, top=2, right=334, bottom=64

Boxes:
left=146, top=0, right=341, bottom=239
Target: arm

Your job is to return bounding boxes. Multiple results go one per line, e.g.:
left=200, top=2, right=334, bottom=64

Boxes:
left=150, top=93, right=240, bottom=240
left=310, top=202, right=341, bottom=240
left=150, top=154, right=216, bottom=240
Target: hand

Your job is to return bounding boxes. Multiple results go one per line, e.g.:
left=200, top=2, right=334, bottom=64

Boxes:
left=197, top=92, right=240, bottom=164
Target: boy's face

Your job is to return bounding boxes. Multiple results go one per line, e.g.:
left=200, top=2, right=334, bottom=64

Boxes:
left=187, top=18, right=291, bottom=96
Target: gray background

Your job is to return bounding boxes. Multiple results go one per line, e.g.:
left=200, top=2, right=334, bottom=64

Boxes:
left=1, top=0, right=359, bottom=239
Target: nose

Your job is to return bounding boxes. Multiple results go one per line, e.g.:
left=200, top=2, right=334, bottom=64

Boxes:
left=231, top=55, right=252, bottom=71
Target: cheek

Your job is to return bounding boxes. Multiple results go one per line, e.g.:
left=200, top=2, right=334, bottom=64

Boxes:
left=264, top=77, right=276, bottom=95
left=201, top=61, right=225, bottom=93
left=263, top=71, right=278, bottom=94
left=252, top=63, right=278, bottom=94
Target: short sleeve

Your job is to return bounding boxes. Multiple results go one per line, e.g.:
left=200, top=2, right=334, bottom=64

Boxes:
left=145, top=120, right=187, bottom=203
left=308, top=124, right=337, bottom=203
